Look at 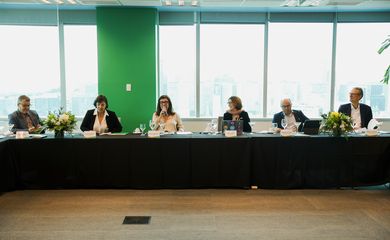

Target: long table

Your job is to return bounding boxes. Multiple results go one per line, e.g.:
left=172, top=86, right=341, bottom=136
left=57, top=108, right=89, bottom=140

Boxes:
left=0, top=133, right=389, bottom=191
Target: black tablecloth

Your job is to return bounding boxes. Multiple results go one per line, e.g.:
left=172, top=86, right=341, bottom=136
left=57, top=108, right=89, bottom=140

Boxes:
left=0, top=133, right=389, bottom=190
left=3, top=134, right=251, bottom=190
left=251, top=134, right=390, bottom=189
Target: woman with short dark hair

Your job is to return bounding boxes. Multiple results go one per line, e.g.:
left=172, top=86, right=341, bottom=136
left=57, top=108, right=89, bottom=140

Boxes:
left=223, top=96, right=252, bottom=132
left=80, top=95, right=122, bottom=133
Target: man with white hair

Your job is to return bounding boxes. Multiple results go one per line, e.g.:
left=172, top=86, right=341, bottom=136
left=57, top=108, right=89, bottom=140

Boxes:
left=272, top=98, right=309, bottom=132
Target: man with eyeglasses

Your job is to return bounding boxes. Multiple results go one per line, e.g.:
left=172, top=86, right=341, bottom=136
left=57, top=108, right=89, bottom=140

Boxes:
left=272, top=98, right=309, bottom=132
left=338, top=87, right=373, bottom=129
left=8, top=95, right=42, bottom=133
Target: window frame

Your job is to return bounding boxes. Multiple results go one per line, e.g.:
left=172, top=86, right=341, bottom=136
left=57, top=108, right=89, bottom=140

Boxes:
left=158, top=11, right=390, bottom=120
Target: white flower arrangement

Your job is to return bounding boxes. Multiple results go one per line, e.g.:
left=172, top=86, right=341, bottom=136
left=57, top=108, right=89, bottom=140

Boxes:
left=44, top=108, right=77, bottom=133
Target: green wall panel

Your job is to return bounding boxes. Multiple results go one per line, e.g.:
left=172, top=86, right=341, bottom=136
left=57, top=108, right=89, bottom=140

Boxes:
left=97, top=7, right=157, bottom=132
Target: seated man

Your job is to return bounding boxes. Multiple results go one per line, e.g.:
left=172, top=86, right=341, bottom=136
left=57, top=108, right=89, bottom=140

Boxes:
left=338, top=87, right=372, bottom=129
left=272, top=98, right=309, bottom=132
left=8, top=95, right=42, bottom=133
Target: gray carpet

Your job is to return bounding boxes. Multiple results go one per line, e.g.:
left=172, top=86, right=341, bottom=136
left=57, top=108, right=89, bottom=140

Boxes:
left=0, top=189, right=389, bottom=240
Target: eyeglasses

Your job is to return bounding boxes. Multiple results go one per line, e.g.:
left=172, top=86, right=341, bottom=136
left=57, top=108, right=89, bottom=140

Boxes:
left=160, top=100, right=169, bottom=104
left=281, top=105, right=291, bottom=108
left=349, top=92, right=360, bottom=96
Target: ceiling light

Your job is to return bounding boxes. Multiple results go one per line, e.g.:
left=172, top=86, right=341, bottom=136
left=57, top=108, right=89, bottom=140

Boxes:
left=55, top=0, right=64, bottom=4
left=165, top=0, right=172, bottom=6
left=191, top=0, right=198, bottom=6
left=41, top=0, right=51, bottom=3
left=67, top=0, right=77, bottom=4
left=178, top=0, right=185, bottom=6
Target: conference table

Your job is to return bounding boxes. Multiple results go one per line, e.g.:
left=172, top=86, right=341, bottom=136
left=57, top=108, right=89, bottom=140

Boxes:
left=0, top=133, right=389, bottom=191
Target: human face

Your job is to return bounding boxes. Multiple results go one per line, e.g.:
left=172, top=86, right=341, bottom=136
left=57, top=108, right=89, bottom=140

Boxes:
left=349, top=88, right=361, bottom=104
left=96, top=101, right=107, bottom=113
left=280, top=100, right=292, bottom=115
left=160, top=98, right=169, bottom=110
left=227, top=99, right=235, bottom=111
left=18, top=100, right=30, bottom=114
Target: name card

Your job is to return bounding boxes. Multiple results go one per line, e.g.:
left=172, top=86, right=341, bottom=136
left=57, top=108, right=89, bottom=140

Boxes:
left=83, top=131, right=96, bottom=138
left=16, top=131, right=29, bottom=139
left=224, top=130, right=237, bottom=138
left=148, top=130, right=160, bottom=138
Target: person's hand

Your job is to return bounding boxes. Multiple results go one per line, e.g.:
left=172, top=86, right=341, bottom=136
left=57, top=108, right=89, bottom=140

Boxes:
left=28, top=126, right=37, bottom=133
left=160, top=107, right=168, bottom=116
left=275, top=128, right=282, bottom=133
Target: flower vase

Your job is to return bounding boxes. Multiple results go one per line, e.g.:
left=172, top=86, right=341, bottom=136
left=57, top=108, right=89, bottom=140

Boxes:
left=332, top=128, right=342, bottom=137
left=54, top=130, right=64, bottom=138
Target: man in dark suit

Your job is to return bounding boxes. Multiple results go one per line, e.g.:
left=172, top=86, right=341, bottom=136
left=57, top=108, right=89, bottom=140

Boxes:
left=338, top=87, right=373, bottom=129
left=8, top=95, right=42, bottom=133
left=272, top=98, right=309, bottom=132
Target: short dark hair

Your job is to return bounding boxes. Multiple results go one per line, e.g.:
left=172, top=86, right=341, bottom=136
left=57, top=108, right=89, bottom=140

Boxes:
left=229, top=96, right=243, bottom=110
left=353, top=87, right=364, bottom=99
left=17, top=95, right=30, bottom=105
left=93, top=95, right=109, bottom=108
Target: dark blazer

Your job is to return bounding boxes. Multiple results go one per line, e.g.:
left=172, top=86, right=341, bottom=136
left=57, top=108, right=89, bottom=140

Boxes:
left=338, top=103, right=373, bottom=128
left=272, top=110, right=309, bottom=131
left=223, top=111, right=252, bottom=133
left=80, top=109, right=122, bottom=133
left=8, top=110, right=41, bottom=133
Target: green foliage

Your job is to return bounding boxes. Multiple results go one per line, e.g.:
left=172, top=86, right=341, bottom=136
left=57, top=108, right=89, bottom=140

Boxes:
left=43, top=108, right=77, bottom=133
left=320, top=112, right=353, bottom=137
left=378, top=35, right=390, bottom=85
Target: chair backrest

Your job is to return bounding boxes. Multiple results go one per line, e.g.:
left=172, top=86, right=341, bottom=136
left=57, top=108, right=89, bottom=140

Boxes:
left=217, top=116, right=223, bottom=132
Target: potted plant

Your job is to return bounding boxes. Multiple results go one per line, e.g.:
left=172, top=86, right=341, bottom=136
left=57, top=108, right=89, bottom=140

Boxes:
left=378, top=35, right=390, bottom=84
left=44, top=108, right=77, bottom=138
left=320, top=112, right=353, bottom=137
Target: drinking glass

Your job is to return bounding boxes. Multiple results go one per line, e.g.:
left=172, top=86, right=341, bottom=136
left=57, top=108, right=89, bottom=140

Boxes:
left=210, top=119, right=217, bottom=133
left=149, top=120, right=156, bottom=130
left=140, top=123, right=146, bottom=135
left=271, top=123, right=278, bottom=132
left=281, top=119, right=288, bottom=130
left=159, top=121, right=166, bottom=132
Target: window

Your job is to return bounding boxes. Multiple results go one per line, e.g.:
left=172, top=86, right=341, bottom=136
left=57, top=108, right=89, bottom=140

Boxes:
left=335, top=23, right=390, bottom=118
left=200, top=24, right=264, bottom=118
left=64, top=25, right=98, bottom=117
left=159, top=25, right=196, bottom=118
left=267, top=23, right=333, bottom=118
left=0, top=25, right=60, bottom=118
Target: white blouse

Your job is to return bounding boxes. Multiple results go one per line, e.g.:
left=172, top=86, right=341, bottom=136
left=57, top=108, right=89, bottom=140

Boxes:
left=93, top=109, right=109, bottom=133
left=152, top=112, right=184, bottom=132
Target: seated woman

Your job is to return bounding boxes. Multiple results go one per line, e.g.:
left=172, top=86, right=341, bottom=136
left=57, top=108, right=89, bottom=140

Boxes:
left=80, top=95, right=122, bottom=133
left=152, top=95, right=184, bottom=132
left=223, top=96, right=252, bottom=133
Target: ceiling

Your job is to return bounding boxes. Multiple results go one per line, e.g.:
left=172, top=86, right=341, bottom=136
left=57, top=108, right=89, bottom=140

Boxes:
left=0, top=0, right=390, bottom=10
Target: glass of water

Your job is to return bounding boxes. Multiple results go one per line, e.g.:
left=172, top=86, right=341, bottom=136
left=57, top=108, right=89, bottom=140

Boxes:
left=149, top=120, right=156, bottom=131
left=281, top=118, right=288, bottom=130
left=140, top=123, right=146, bottom=135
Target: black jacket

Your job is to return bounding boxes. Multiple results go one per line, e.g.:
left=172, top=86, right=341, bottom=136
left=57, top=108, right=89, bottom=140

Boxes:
left=223, top=111, right=252, bottom=133
left=338, top=103, right=373, bottom=128
left=272, top=110, right=309, bottom=131
left=80, top=109, right=122, bottom=133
